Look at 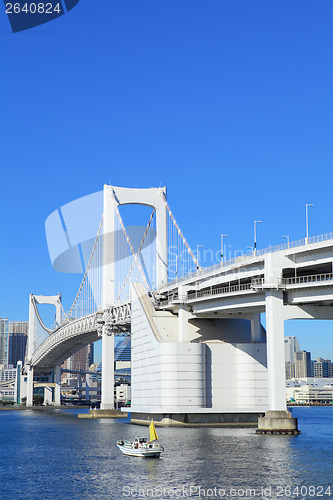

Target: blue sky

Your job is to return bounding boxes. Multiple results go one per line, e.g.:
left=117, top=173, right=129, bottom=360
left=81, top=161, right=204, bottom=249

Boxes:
left=1, top=1, right=333, bottom=362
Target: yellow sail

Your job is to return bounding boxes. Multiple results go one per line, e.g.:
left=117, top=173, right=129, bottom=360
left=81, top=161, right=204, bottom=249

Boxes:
left=149, top=419, right=158, bottom=442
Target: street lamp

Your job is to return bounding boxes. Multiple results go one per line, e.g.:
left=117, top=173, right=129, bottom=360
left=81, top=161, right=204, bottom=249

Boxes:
left=196, top=244, right=203, bottom=267
left=306, top=203, right=313, bottom=243
left=220, top=234, right=228, bottom=264
left=254, top=220, right=261, bottom=255
left=283, top=235, right=290, bottom=248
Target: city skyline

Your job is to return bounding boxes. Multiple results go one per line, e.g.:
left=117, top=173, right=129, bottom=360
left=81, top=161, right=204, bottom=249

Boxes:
left=1, top=1, right=333, bottom=362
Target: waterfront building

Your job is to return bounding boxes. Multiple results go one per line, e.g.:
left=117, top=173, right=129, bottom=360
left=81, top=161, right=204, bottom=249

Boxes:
left=0, top=366, right=17, bottom=401
left=115, top=383, right=131, bottom=407
left=8, top=321, right=28, bottom=368
left=0, top=318, right=9, bottom=367
left=295, top=350, right=311, bottom=378
left=286, top=384, right=333, bottom=404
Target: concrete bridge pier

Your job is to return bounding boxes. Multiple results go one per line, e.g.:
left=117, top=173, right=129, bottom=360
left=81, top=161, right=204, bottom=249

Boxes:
left=54, top=365, right=61, bottom=406
left=26, top=366, right=34, bottom=407
left=257, top=288, right=299, bottom=434
left=101, top=330, right=114, bottom=409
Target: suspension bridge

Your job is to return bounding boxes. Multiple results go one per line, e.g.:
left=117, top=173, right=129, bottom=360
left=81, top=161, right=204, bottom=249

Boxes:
left=23, top=184, right=333, bottom=429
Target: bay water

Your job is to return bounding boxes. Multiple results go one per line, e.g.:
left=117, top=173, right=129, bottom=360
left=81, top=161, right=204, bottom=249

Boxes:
left=0, top=407, right=332, bottom=499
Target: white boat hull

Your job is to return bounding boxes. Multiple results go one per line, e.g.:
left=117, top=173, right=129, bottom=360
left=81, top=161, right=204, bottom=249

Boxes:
left=117, top=441, right=163, bottom=458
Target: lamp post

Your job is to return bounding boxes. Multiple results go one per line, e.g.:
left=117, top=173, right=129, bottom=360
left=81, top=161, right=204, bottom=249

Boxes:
left=306, top=203, right=313, bottom=244
left=196, top=244, right=203, bottom=267
left=220, top=234, right=228, bottom=265
left=283, top=235, right=290, bottom=248
left=254, top=220, right=261, bottom=255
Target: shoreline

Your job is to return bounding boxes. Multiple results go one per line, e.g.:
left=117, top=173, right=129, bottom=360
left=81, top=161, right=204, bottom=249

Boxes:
left=0, top=405, right=89, bottom=411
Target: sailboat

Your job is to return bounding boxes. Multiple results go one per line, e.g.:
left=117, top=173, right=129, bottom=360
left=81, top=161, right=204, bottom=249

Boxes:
left=117, top=419, right=164, bottom=457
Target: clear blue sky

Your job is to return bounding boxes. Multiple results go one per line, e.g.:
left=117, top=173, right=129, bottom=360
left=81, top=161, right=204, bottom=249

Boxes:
left=1, top=1, right=333, bottom=362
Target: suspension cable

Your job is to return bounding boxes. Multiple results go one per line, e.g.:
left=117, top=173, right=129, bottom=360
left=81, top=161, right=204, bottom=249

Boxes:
left=162, top=195, right=200, bottom=269
left=115, top=208, right=156, bottom=302
left=63, top=214, right=104, bottom=322
left=31, top=296, right=54, bottom=334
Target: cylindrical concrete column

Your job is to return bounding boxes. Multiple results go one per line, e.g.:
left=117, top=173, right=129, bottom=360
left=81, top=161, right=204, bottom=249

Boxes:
left=101, top=331, right=114, bottom=409
left=26, top=366, right=34, bottom=407
left=265, top=290, right=286, bottom=411
left=54, top=365, right=61, bottom=405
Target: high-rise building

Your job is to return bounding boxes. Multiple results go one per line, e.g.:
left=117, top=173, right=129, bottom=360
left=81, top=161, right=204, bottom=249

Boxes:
left=295, top=350, right=311, bottom=378
left=284, top=336, right=300, bottom=380
left=284, top=336, right=300, bottom=363
left=285, top=362, right=295, bottom=380
left=0, top=318, right=9, bottom=367
left=62, top=344, right=94, bottom=373
left=313, top=357, right=332, bottom=378
left=8, top=321, right=28, bottom=368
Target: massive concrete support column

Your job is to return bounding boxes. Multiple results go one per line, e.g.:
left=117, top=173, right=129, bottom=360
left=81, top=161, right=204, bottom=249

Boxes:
left=26, top=366, right=34, bottom=407
left=257, top=289, right=300, bottom=434
left=265, top=290, right=286, bottom=411
left=54, top=365, right=61, bottom=406
left=101, top=332, right=114, bottom=409
left=257, top=253, right=300, bottom=434
left=101, top=185, right=116, bottom=409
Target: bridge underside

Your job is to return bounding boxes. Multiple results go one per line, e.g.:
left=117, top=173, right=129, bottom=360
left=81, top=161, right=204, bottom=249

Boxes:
left=33, top=330, right=99, bottom=371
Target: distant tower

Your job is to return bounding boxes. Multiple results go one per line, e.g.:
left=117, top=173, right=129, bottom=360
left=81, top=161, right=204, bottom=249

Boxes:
left=284, top=336, right=300, bottom=363
left=295, top=351, right=311, bottom=378
left=313, top=357, right=331, bottom=378
left=8, top=321, right=28, bottom=368
left=0, top=318, right=9, bottom=367
left=62, top=344, right=94, bottom=372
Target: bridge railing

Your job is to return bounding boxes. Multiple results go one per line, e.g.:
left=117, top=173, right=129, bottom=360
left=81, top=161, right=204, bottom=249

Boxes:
left=283, top=273, right=333, bottom=285
left=187, top=283, right=252, bottom=300
left=163, top=231, right=333, bottom=289
left=157, top=272, right=333, bottom=306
